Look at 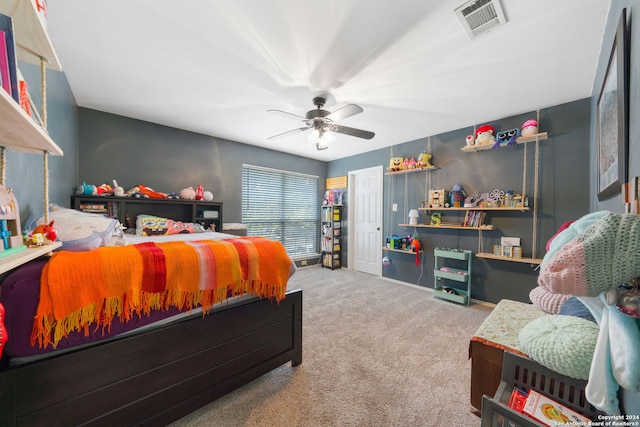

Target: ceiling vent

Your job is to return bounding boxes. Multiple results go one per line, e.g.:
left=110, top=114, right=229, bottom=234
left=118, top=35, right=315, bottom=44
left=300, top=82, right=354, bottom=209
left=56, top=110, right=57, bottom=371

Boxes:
left=455, top=0, right=506, bottom=39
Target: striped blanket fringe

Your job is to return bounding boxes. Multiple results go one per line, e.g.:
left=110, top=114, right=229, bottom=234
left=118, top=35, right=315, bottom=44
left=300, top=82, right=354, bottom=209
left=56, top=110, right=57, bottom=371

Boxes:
left=31, top=237, right=292, bottom=349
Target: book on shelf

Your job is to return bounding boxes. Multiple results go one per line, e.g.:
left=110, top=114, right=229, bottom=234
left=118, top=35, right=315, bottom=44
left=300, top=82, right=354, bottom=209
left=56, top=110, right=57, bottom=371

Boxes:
left=16, top=68, right=31, bottom=117
left=522, top=390, right=590, bottom=426
left=0, top=30, right=10, bottom=96
left=0, top=13, right=18, bottom=103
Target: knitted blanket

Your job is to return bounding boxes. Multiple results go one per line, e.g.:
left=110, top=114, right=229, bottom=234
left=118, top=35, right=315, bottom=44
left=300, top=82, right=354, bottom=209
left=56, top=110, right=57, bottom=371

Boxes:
left=538, top=212, right=640, bottom=297
left=32, top=237, right=292, bottom=348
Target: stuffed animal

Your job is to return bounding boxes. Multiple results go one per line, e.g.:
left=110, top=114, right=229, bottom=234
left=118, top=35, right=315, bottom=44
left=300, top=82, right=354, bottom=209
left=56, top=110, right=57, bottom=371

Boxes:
left=521, top=119, right=538, bottom=137
left=136, top=184, right=168, bottom=199
left=475, top=124, right=496, bottom=146
left=388, top=157, right=404, bottom=172
left=33, top=220, right=57, bottom=242
left=95, top=183, right=112, bottom=195
left=202, top=191, right=214, bottom=201
left=402, top=158, right=411, bottom=170
left=76, top=182, right=97, bottom=196
left=112, top=180, right=125, bottom=197
left=417, top=152, right=432, bottom=168
left=179, top=187, right=197, bottom=200
left=407, top=157, right=417, bottom=169
left=493, top=128, right=520, bottom=149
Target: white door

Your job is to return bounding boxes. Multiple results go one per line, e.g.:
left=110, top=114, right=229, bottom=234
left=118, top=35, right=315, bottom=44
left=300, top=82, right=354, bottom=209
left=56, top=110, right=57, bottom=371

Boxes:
left=349, top=166, right=383, bottom=275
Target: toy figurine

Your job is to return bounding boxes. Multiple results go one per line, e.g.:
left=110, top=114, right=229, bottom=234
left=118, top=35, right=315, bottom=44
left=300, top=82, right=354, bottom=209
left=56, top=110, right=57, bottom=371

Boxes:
left=417, top=152, right=432, bottom=168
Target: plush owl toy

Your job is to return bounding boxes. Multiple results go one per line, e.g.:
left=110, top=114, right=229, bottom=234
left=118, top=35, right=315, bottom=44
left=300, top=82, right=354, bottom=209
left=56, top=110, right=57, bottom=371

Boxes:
left=493, top=128, right=520, bottom=149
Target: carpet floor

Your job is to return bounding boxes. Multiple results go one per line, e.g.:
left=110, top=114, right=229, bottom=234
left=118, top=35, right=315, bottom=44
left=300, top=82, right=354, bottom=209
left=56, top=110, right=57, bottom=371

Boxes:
left=169, top=265, right=494, bottom=426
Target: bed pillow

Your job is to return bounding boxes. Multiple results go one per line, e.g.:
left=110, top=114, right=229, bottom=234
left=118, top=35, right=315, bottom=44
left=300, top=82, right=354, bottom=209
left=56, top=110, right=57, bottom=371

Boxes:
left=136, top=214, right=205, bottom=236
left=28, top=204, right=121, bottom=251
left=519, top=315, right=599, bottom=380
left=529, top=285, right=571, bottom=314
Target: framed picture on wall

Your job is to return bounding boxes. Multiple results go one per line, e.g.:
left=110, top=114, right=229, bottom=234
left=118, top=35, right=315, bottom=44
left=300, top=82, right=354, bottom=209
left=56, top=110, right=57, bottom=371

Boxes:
left=597, top=8, right=629, bottom=201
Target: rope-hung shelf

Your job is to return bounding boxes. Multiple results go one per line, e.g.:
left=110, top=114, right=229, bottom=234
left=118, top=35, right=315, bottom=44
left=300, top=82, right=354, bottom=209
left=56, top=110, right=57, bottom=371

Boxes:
left=0, top=0, right=64, bottom=274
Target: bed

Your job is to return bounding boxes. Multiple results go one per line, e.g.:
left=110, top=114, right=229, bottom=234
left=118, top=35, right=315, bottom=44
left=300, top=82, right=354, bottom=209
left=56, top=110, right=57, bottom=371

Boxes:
left=0, top=207, right=302, bottom=426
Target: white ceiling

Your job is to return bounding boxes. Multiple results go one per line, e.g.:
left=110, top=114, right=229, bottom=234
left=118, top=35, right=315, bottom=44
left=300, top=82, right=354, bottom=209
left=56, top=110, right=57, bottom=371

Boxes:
left=46, top=0, right=611, bottom=161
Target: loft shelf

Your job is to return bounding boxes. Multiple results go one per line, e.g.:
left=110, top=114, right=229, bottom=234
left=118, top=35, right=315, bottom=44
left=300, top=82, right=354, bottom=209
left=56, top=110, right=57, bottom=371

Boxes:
left=460, top=132, right=548, bottom=153
left=475, top=252, right=541, bottom=265
left=384, top=166, right=438, bottom=176
left=0, top=0, right=62, bottom=70
left=0, top=241, right=61, bottom=275
left=400, top=223, right=494, bottom=231
left=0, top=87, right=62, bottom=155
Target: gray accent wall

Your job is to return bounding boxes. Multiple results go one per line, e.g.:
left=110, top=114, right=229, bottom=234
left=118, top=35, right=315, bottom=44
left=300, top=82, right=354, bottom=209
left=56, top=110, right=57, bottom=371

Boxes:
left=77, top=108, right=328, bottom=224
left=328, top=100, right=591, bottom=304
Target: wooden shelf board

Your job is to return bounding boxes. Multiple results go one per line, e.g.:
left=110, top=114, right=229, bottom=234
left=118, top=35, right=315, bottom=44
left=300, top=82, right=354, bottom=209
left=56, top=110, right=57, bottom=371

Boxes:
left=399, top=223, right=494, bottom=231
left=0, top=87, right=63, bottom=155
left=0, top=0, right=62, bottom=70
left=385, top=166, right=438, bottom=176
left=0, top=241, right=61, bottom=275
left=475, top=252, right=541, bottom=265
left=460, top=132, right=548, bottom=153
left=382, top=247, right=421, bottom=254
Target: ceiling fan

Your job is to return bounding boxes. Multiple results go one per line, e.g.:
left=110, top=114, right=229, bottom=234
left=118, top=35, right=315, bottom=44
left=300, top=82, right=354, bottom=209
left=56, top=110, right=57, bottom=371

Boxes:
left=267, top=96, right=375, bottom=150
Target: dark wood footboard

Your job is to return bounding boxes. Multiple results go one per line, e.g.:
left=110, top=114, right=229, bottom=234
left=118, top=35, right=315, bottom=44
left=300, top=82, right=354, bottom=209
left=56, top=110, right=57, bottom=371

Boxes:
left=0, top=289, right=303, bottom=427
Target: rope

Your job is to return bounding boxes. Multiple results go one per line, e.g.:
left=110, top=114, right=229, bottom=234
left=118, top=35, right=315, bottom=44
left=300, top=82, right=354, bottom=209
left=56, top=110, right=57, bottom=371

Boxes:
left=532, top=138, right=540, bottom=259
left=43, top=152, right=49, bottom=223
left=0, top=147, right=5, bottom=186
left=40, top=57, right=47, bottom=129
left=40, top=57, right=49, bottom=223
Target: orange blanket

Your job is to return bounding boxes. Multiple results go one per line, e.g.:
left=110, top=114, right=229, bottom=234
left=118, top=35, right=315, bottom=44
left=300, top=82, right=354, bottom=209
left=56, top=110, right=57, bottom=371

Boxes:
left=32, top=237, right=292, bottom=348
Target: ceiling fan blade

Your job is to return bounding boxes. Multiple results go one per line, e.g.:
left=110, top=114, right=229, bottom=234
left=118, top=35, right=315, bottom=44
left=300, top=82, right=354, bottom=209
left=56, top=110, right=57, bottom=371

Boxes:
left=331, top=124, right=375, bottom=140
left=267, top=109, right=307, bottom=121
left=326, top=104, right=363, bottom=122
left=267, top=126, right=311, bottom=140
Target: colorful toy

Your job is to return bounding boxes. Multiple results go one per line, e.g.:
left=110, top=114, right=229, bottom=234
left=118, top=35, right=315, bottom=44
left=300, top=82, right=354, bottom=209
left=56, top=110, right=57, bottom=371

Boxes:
left=195, top=184, right=204, bottom=200
left=449, top=184, right=466, bottom=208
left=76, top=182, right=97, bottom=196
left=95, top=183, right=112, bottom=195
left=388, top=157, right=404, bottom=172
left=407, top=157, right=417, bottom=169
left=33, top=220, right=57, bottom=242
left=475, top=124, right=496, bottom=146
left=493, top=128, right=520, bottom=149
left=417, top=152, right=432, bottom=168
left=0, top=302, right=6, bottom=358
left=411, top=235, right=421, bottom=266
left=430, top=212, right=442, bottom=226
left=465, top=135, right=475, bottom=146
left=521, top=119, right=538, bottom=137
left=402, top=158, right=411, bottom=170
left=429, top=189, right=446, bottom=208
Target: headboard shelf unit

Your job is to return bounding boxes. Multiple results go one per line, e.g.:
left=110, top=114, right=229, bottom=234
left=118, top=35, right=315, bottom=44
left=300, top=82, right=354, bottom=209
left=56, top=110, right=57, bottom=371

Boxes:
left=72, top=195, right=224, bottom=233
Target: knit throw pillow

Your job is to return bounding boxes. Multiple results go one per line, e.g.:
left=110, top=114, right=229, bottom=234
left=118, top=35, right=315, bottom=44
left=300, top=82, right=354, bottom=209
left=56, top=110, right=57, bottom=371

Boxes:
left=519, top=315, right=598, bottom=380
left=538, top=212, right=640, bottom=296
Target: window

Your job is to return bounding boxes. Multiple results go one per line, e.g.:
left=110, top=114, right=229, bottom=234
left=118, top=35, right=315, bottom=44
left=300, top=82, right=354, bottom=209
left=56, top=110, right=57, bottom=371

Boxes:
left=242, top=164, right=319, bottom=258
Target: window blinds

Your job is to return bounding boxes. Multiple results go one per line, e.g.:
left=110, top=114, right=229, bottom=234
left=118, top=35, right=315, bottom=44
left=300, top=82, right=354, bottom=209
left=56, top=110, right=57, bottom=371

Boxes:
left=242, top=164, right=319, bottom=258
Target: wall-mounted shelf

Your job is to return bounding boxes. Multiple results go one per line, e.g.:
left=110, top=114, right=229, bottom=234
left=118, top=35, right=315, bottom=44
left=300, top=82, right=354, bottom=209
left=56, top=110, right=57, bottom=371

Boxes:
left=382, top=247, right=422, bottom=254
left=0, top=0, right=62, bottom=71
left=475, top=252, right=542, bottom=265
left=384, top=166, right=438, bottom=176
left=0, top=87, right=62, bottom=155
left=400, top=223, right=494, bottom=231
left=460, top=132, right=548, bottom=153
left=0, top=241, right=61, bottom=275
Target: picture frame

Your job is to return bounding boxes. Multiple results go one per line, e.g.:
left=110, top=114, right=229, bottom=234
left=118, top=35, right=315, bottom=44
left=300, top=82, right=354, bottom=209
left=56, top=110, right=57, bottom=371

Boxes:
left=597, top=8, right=628, bottom=201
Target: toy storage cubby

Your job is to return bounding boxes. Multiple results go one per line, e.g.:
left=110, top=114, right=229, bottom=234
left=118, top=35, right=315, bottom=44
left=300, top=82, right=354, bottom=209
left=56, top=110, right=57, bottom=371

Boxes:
left=433, top=247, right=472, bottom=305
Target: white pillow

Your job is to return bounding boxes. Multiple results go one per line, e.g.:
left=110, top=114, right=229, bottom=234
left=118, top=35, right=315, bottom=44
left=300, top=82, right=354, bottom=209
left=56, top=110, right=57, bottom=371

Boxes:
left=28, top=204, right=121, bottom=251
